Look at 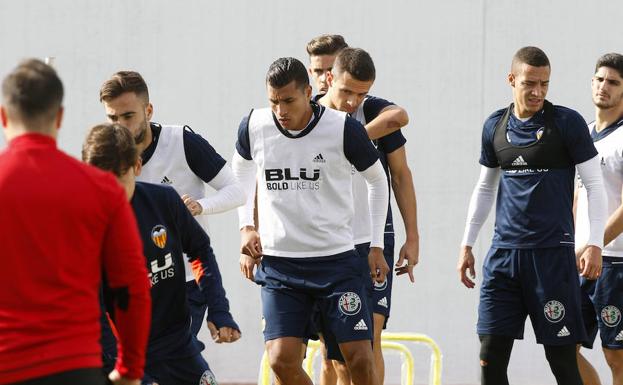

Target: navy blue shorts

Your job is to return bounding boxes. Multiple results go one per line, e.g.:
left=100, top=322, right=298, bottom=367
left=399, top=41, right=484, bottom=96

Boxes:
left=581, top=256, right=623, bottom=350
left=143, top=352, right=216, bottom=385
left=255, top=251, right=373, bottom=347
left=358, top=236, right=396, bottom=323
left=477, top=247, right=587, bottom=345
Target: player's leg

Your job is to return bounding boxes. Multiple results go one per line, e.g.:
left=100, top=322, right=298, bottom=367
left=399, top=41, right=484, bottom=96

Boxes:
left=339, top=340, right=377, bottom=385
left=319, top=334, right=338, bottom=385
left=370, top=236, right=394, bottom=384
left=477, top=248, right=525, bottom=384
left=603, top=348, right=623, bottom=385
left=544, top=344, right=583, bottom=385
left=266, top=337, right=313, bottom=385
left=577, top=346, right=602, bottom=385
left=479, top=334, right=514, bottom=385
left=577, top=276, right=601, bottom=385
left=331, top=359, right=352, bottom=385
left=372, top=313, right=385, bottom=384
left=524, top=247, right=587, bottom=385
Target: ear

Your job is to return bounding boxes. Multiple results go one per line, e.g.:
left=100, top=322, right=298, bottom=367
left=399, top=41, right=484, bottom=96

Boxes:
left=304, top=85, right=312, bottom=100
left=145, top=103, right=154, bottom=121
left=54, top=106, right=64, bottom=130
left=508, top=73, right=515, bottom=87
left=326, top=71, right=335, bottom=87
left=308, top=66, right=313, bottom=76
left=0, top=106, right=7, bottom=128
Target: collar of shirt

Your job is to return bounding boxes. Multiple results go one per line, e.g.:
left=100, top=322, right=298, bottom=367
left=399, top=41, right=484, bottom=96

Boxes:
left=8, top=132, right=57, bottom=150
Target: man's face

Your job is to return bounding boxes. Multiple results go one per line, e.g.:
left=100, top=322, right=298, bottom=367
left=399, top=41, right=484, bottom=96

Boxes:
left=508, top=63, right=550, bottom=118
left=592, top=66, right=623, bottom=110
left=309, top=54, right=337, bottom=94
left=267, top=80, right=312, bottom=130
left=327, top=71, right=373, bottom=114
left=103, top=92, right=152, bottom=145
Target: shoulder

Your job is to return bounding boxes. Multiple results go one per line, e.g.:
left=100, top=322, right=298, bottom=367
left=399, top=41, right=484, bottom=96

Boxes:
left=551, top=105, right=588, bottom=134
left=136, top=181, right=180, bottom=201
left=484, top=108, right=507, bottom=127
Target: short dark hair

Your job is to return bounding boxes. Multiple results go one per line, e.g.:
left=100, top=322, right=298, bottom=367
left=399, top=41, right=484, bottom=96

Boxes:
left=512, top=46, right=550, bottom=71
left=100, top=71, right=149, bottom=103
left=266, top=57, right=309, bottom=90
left=595, top=53, right=623, bottom=79
left=82, top=123, right=139, bottom=177
left=306, top=34, right=348, bottom=56
left=1, top=58, right=63, bottom=129
left=333, top=47, right=376, bottom=82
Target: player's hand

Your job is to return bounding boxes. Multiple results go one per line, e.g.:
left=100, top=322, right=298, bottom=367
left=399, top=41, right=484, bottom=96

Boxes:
left=108, top=369, right=140, bottom=385
left=368, top=247, right=389, bottom=284
left=458, top=245, right=476, bottom=288
left=182, top=194, right=203, bottom=216
left=395, top=237, right=419, bottom=283
left=240, top=226, right=262, bottom=258
left=207, top=322, right=241, bottom=343
left=239, top=253, right=260, bottom=281
left=578, top=245, right=602, bottom=280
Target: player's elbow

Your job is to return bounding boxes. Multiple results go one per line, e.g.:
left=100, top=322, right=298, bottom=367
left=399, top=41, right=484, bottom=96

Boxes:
left=390, top=165, right=413, bottom=190
left=395, top=108, right=409, bottom=127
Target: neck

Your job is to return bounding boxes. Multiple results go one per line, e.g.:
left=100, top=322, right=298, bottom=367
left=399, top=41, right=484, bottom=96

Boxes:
left=137, top=123, right=153, bottom=153
left=594, top=105, right=623, bottom=132
left=292, top=107, right=314, bottom=131
left=4, top=123, right=56, bottom=143
left=318, top=93, right=335, bottom=109
left=513, top=105, right=536, bottom=120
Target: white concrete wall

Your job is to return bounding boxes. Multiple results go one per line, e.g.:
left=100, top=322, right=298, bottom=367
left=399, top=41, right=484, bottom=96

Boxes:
left=1, top=1, right=621, bottom=383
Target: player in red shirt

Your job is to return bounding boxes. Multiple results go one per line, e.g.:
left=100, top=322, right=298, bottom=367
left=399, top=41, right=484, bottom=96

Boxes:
left=0, top=59, right=152, bottom=385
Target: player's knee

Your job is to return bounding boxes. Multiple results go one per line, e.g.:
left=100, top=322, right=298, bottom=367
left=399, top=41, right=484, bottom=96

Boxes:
left=267, top=345, right=301, bottom=374
left=341, top=345, right=373, bottom=375
left=479, top=335, right=513, bottom=364
left=604, top=349, right=623, bottom=373
left=332, top=359, right=350, bottom=379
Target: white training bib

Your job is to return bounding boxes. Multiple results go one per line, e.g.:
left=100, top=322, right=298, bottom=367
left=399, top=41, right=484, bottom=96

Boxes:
left=248, top=107, right=355, bottom=258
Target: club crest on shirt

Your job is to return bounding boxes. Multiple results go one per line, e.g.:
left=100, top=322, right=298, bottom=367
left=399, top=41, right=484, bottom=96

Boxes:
left=338, top=292, right=362, bottom=316
left=601, top=305, right=622, bottom=327
left=151, top=225, right=167, bottom=249
left=536, top=127, right=544, bottom=140
left=544, top=300, right=565, bottom=323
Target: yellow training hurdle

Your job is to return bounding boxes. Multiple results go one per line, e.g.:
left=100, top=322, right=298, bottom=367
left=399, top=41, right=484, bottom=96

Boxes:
left=258, top=332, right=442, bottom=385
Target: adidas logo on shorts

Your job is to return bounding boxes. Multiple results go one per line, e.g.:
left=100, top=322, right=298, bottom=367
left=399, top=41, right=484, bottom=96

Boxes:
left=354, top=319, right=368, bottom=331
left=511, top=155, right=528, bottom=167
left=313, top=153, right=326, bottom=163
left=377, top=297, right=388, bottom=308
left=557, top=326, right=570, bottom=337
left=616, top=330, right=623, bottom=341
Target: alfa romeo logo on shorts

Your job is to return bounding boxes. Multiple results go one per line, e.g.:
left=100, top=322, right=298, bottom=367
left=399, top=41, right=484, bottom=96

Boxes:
left=338, top=292, right=362, bottom=316
left=200, top=369, right=217, bottom=385
left=601, top=305, right=622, bottom=327
left=544, top=300, right=565, bottom=323
left=373, top=280, right=387, bottom=291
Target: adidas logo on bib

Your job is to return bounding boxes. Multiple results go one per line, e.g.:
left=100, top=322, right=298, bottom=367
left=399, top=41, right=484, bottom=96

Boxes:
left=512, top=155, right=528, bottom=167
left=313, top=153, right=326, bottom=163
left=616, top=330, right=623, bottom=341
left=378, top=297, right=388, bottom=308
left=161, top=176, right=172, bottom=185
left=557, top=326, right=570, bottom=337
left=354, top=319, right=368, bottom=331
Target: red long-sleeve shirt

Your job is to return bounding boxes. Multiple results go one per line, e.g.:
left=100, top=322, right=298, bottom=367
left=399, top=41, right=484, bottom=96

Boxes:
left=0, top=134, right=151, bottom=384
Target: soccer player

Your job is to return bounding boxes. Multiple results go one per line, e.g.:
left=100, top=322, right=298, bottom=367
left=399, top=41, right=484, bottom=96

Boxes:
left=0, top=59, right=151, bottom=385
left=83, top=123, right=225, bottom=385
left=576, top=53, right=623, bottom=385
left=306, top=34, right=348, bottom=95
left=457, top=46, right=608, bottom=385
left=232, top=57, right=389, bottom=385
left=317, top=47, right=419, bottom=385
left=99, top=71, right=243, bottom=343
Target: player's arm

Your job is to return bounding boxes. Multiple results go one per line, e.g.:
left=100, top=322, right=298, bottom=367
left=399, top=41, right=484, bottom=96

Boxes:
left=344, top=117, right=390, bottom=283
left=172, top=189, right=241, bottom=343
left=101, top=185, right=151, bottom=381
left=458, top=165, right=500, bottom=288
left=575, top=155, right=608, bottom=279
left=365, top=105, right=409, bottom=140
left=232, top=113, right=262, bottom=258
left=183, top=127, right=246, bottom=215
left=386, top=145, right=419, bottom=282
